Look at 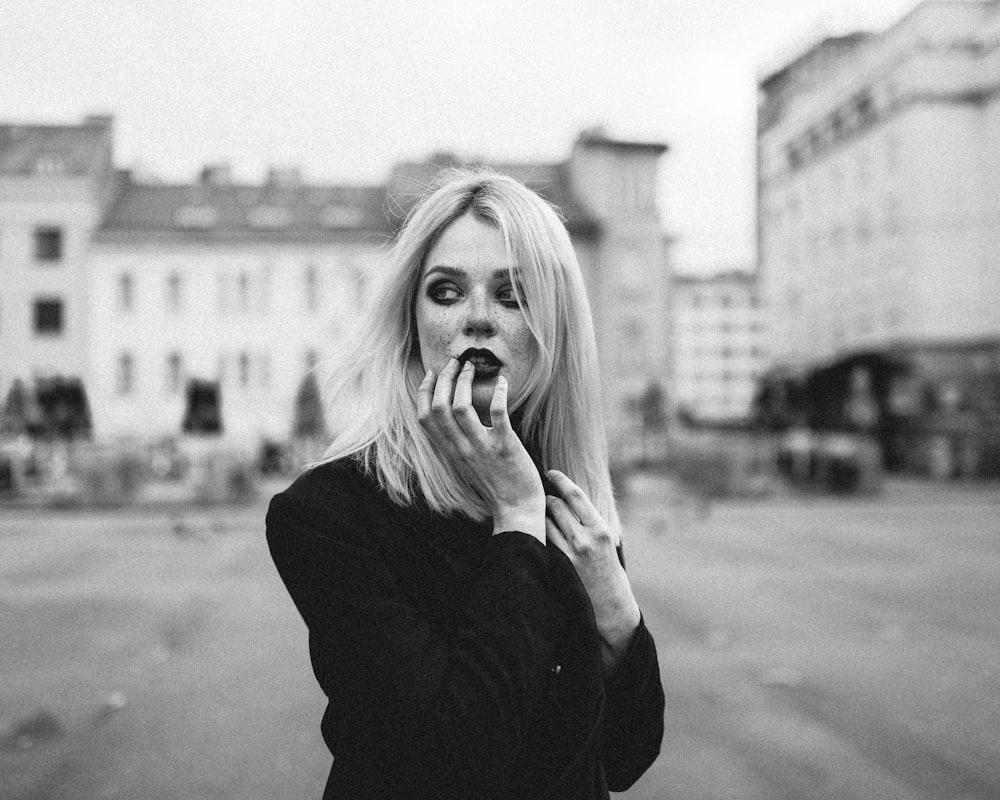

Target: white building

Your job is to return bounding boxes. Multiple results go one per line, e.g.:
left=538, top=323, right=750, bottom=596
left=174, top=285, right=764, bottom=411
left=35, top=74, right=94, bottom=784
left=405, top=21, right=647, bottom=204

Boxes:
left=757, top=0, right=1000, bottom=372
left=0, top=115, right=117, bottom=394
left=89, top=169, right=383, bottom=440
left=0, top=117, right=671, bottom=450
left=670, top=270, right=768, bottom=422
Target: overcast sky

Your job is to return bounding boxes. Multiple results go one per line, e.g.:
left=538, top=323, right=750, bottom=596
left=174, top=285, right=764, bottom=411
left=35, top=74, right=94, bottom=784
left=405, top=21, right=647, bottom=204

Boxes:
left=2, top=0, right=924, bottom=272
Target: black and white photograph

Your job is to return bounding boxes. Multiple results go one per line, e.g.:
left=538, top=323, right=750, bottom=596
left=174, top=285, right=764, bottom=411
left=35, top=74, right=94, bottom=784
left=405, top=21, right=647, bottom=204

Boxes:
left=1, top=1, right=998, bottom=798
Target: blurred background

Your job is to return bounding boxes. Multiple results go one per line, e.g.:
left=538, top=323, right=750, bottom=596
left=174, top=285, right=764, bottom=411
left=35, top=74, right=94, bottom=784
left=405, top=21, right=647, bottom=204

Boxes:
left=1, top=1, right=998, bottom=798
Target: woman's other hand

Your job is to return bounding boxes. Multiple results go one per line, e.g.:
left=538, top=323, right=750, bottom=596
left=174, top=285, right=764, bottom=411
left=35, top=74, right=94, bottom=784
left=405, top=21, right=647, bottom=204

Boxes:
left=544, top=470, right=641, bottom=672
left=417, top=358, right=546, bottom=542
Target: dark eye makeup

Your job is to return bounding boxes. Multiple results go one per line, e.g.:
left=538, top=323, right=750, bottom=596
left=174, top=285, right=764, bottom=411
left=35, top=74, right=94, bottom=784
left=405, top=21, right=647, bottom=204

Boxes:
left=427, top=280, right=461, bottom=304
left=424, top=278, right=525, bottom=309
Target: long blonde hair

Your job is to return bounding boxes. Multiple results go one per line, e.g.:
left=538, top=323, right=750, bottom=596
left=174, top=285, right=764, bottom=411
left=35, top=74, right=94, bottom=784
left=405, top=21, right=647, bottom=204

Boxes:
left=319, top=168, right=619, bottom=532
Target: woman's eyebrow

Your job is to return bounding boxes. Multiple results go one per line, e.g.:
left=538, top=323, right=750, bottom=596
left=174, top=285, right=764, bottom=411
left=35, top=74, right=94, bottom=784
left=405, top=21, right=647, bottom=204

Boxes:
left=423, top=265, right=464, bottom=280
left=423, top=266, right=517, bottom=281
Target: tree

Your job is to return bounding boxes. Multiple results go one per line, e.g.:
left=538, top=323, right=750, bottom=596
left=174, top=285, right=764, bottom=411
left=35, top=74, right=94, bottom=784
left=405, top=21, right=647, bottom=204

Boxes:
left=33, top=376, right=92, bottom=440
left=0, top=379, right=33, bottom=437
left=638, top=380, right=667, bottom=433
left=182, top=380, right=223, bottom=434
left=292, top=371, right=328, bottom=441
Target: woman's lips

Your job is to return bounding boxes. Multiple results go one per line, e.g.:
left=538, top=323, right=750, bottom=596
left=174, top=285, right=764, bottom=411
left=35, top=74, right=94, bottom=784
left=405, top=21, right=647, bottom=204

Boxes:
left=457, top=348, right=502, bottom=379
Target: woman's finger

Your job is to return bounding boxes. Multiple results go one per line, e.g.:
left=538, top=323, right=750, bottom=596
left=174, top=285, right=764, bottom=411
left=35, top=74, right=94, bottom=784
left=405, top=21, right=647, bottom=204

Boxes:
left=452, top=361, right=482, bottom=437
left=546, top=470, right=602, bottom=527
left=416, top=369, right=435, bottom=425
left=546, top=495, right=582, bottom=540
left=545, top=516, right=571, bottom=557
left=430, top=358, right=467, bottom=441
left=488, top=375, right=513, bottom=433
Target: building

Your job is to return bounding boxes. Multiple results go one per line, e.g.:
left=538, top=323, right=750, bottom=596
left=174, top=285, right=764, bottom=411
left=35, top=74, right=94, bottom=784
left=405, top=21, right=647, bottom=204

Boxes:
left=0, top=117, right=670, bottom=451
left=670, top=270, right=768, bottom=422
left=757, top=0, right=1000, bottom=369
left=0, top=115, right=117, bottom=395
left=757, top=0, right=1000, bottom=475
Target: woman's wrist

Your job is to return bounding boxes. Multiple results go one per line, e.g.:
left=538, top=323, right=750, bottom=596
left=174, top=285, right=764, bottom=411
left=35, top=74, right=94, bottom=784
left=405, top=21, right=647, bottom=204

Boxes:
left=492, top=497, right=546, bottom=542
left=596, top=592, right=641, bottom=654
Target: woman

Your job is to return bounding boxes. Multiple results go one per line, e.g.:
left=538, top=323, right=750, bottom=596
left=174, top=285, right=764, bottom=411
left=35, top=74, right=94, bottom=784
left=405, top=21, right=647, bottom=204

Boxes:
left=267, top=169, right=664, bottom=799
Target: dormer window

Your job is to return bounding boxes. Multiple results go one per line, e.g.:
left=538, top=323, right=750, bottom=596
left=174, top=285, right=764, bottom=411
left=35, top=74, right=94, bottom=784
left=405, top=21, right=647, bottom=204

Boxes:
left=248, top=205, right=291, bottom=228
left=175, top=206, right=218, bottom=228
left=321, top=204, right=364, bottom=228
left=33, top=155, right=66, bottom=176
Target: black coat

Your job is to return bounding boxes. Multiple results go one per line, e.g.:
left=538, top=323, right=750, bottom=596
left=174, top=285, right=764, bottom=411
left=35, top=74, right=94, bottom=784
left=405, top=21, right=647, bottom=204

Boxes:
left=266, top=458, right=664, bottom=799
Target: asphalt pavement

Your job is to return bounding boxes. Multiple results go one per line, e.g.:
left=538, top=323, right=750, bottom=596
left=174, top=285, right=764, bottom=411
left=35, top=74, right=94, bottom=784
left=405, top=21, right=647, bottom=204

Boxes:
left=1, top=476, right=997, bottom=799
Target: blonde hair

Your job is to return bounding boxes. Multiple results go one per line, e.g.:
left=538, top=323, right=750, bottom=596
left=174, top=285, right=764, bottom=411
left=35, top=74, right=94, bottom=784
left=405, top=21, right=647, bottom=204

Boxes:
left=319, top=168, right=619, bottom=533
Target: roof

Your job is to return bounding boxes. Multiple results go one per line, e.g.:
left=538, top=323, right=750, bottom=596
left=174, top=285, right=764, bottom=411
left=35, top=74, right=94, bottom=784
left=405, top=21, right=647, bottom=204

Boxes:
left=99, top=157, right=602, bottom=241
left=672, top=269, right=758, bottom=286
left=573, top=130, right=669, bottom=155
left=384, top=158, right=600, bottom=236
left=0, top=117, right=112, bottom=177
left=758, top=32, right=874, bottom=92
left=97, top=175, right=393, bottom=241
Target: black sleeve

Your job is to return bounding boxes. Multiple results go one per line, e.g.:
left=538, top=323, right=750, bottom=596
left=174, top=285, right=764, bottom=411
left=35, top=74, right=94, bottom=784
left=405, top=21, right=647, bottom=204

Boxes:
left=266, top=482, right=567, bottom=800
left=600, top=617, right=665, bottom=789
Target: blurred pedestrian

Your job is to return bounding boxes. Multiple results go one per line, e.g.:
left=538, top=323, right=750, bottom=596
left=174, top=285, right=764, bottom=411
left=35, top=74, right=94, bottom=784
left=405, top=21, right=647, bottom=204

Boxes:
left=267, top=169, right=664, bottom=799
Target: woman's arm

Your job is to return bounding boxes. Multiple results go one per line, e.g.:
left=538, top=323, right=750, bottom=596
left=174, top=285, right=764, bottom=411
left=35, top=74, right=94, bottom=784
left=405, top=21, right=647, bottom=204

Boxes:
left=544, top=469, right=640, bottom=672
left=267, top=480, right=565, bottom=799
left=600, top=615, right=665, bottom=790
left=543, top=469, right=665, bottom=790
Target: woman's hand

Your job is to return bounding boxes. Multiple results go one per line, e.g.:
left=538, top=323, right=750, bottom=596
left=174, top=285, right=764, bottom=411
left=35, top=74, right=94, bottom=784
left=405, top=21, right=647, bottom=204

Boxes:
left=544, top=470, right=641, bottom=672
left=417, top=358, right=545, bottom=542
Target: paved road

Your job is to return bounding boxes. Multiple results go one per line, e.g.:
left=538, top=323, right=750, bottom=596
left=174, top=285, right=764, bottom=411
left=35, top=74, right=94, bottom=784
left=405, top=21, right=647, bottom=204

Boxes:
left=618, top=475, right=1000, bottom=800
left=1, top=477, right=997, bottom=799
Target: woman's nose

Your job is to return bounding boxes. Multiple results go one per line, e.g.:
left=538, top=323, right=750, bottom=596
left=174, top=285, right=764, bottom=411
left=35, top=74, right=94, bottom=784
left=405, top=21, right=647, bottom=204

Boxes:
left=463, top=292, right=497, bottom=337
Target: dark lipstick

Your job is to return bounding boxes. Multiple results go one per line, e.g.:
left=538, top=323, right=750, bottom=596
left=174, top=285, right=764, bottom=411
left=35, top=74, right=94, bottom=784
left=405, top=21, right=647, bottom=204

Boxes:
left=457, top=348, right=502, bottom=378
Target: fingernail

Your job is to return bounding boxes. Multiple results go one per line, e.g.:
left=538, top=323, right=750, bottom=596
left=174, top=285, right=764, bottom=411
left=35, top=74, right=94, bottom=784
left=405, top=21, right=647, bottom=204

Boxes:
left=546, top=469, right=559, bottom=478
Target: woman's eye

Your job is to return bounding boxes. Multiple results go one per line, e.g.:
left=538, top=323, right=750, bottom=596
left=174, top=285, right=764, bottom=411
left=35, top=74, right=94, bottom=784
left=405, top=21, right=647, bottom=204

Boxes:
left=496, top=286, right=522, bottom=308
left=428, top=282, right=461, bottom=304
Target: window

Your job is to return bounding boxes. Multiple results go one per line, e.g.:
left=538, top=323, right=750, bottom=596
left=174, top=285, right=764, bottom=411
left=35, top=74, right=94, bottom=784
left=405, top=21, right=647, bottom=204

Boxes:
left=786, top=143, right=804, bottom=171
left=34, top=227, right=63, bottom=261
left=33, top=298, right=64, bottom=335
left=855, top=212, right=872, bottom=244
left=238, top=351, right=250, bottom=387
left=118, top=273, right=134, bottom=312
left=305, top=265, right=318, bottom=312
left=167, top=272, right=183, bottom=313
left=855, top=92, right=876, bottom=128
left=118, top=352, right=135, bottom=395
left=166, top=352, right=183, bottom=394
left=885, top=199, right=901, bottom=235
left=258, top=353, right=271, bottom=388
left=238, top=271, right=250, bottom=313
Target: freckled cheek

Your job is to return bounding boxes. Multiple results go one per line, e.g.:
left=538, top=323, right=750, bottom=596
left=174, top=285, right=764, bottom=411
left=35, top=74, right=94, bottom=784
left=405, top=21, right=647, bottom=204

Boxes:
left=416, top=308, right=460, bottom=371
left=504, top=321, right=538, bottom=375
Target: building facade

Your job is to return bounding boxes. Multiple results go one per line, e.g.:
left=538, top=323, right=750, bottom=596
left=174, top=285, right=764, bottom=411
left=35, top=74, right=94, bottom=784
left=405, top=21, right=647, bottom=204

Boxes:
left=0, top=117, right=670, bottom=451
left=670, top=270, right=768, bottom=422
left=757, top=0, right=1000, bottom=371
left=0, top=115, right=117, bottom=396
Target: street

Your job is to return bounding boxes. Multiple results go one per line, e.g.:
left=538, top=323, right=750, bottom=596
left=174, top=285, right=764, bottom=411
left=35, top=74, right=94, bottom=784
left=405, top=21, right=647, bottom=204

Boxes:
left=620, top=475, right=1000, bottom=800
left=1, top=476, right=998, bottom=799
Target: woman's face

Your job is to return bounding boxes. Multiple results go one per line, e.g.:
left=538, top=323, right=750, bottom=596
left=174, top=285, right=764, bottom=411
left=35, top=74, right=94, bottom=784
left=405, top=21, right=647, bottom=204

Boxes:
left=415, top=211, right=537, bottom=423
